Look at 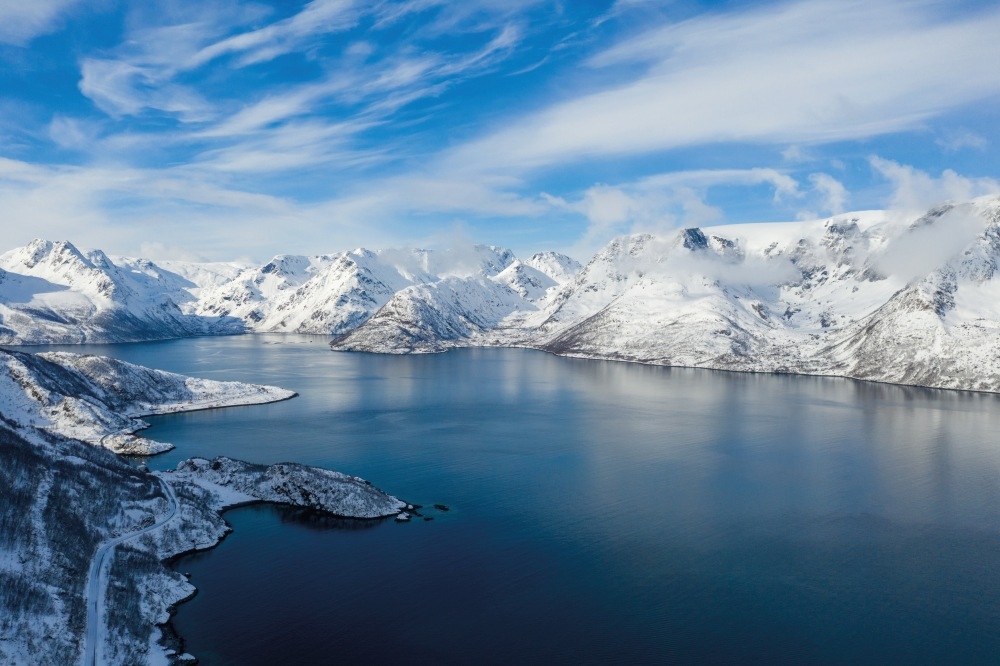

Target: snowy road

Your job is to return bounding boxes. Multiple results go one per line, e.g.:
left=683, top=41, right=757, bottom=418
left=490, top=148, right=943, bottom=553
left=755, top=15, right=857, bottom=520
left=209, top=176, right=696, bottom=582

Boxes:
left=82, top=476, right=178, bottom=666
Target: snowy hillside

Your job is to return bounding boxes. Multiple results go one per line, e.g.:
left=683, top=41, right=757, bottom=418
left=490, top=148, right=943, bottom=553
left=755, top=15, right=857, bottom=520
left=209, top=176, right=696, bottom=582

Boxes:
left=525, top=198, right=1000, bottom=392
left=0, top=241, right=546, bottom=343
left=5, top=197, right=1000, bottom=392
left=524, top=251, right=582, bottom=284
left=330, top=197, right=1000, bottom=393
left=0, top=240, right=243, bottom=344
left=0, top=348, right=403, bottom=666
left=333, top=276, right=533, bottom=353
left=0, top=349, right=294, bottom=454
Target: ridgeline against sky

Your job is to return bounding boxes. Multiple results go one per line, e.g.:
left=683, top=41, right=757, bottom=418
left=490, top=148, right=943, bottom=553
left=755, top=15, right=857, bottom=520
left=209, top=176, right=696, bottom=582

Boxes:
left=1, top=0, right=999, bottom=261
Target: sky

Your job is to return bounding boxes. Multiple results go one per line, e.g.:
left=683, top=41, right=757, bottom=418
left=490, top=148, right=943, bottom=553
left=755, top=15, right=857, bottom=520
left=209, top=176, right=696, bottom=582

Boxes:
left=1, top=0, right=999, bottom=262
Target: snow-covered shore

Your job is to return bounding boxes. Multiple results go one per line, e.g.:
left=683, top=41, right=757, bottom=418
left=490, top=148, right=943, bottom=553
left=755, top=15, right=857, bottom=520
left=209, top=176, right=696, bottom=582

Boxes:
left=0, top=348, right=405, bottom=666
left=0, top=350, right=295, bottom=455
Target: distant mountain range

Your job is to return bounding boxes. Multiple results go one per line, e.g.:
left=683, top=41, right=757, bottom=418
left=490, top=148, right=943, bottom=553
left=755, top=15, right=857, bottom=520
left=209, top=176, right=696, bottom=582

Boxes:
left=3, top=196, right=1000, bottom=392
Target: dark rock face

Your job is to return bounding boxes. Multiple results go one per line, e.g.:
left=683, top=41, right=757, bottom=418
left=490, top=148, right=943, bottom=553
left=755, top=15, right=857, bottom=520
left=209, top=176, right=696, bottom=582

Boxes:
left=681, top=228, right=709, bottom=251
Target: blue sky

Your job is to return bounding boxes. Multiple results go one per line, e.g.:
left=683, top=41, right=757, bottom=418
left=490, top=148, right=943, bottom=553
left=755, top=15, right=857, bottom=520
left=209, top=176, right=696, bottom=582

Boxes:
left=1, top=0, right=999, bottom=261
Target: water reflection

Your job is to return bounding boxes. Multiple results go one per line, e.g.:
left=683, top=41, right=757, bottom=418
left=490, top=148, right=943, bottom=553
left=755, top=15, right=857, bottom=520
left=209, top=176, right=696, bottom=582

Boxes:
left=16, top=337, right=1000, bottom=664
left=269, top=505, right=390, bottom=532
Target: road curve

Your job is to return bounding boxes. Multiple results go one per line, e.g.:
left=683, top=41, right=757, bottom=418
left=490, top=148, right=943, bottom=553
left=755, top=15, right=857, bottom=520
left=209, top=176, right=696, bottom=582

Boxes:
left=82, top=476, right=178, bottom=666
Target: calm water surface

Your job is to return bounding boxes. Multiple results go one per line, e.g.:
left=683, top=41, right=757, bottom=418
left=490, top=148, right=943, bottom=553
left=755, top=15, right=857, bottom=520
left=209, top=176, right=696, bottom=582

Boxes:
left=29, top=335, right=1000, bottom=664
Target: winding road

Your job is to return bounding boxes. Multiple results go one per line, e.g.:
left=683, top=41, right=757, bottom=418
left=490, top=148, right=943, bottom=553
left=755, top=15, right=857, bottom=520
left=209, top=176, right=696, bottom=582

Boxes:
left=82, top=475, right=178, bottom=666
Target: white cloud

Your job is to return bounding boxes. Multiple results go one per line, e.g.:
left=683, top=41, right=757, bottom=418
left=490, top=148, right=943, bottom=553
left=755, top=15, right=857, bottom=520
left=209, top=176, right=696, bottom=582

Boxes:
left=937, top=128, right=988, bottom=152
left=638, top=169, right=801, bottom=202
left=136, top=242, right=211, bottom=263
left=871, top=156, right=1000, bottom=216
left=316, top=172, right=549, bottom=222
left=864, top=158, right=1000, bottom=281
left=0, top=156, right=317, bottom=260
left=808, top=173, right=848, bottom=215
left=874, top=206, right=988, bottom=283
left=0, top=0, right=82, bottom=46
left=190, top=0, right=361, bottom=69
left=79, top=58, right=214, bottom=121
left=445, top=0, right=1000, bottom=174
left=781, top=145, right=808, bottom=163
left=7, top=0, right=1000, bottom=262
left=47, top=116, right=99, bottom=150
left=71, top=0, right=533, bottom=181
left=546, top=168, right=802, bottom=254
left=372, top=0, right=548, bottom=35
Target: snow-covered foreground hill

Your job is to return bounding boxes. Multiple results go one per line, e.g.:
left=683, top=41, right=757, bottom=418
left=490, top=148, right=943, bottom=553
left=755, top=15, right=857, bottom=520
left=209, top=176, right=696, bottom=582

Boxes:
left=0, top=349, right=405, bottom=666
left=4, top=197, right=1000, bottom=392
left=0, top=350, right=296, bottom=454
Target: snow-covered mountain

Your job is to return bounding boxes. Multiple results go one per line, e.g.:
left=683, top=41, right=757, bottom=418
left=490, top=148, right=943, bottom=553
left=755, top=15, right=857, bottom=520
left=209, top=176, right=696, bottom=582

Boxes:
left=332, top=275, right=532, bottom=353
left=524, top=251, right=582, bottom=284
left=5, top=197, right=1000, bottom=392
left=329, top=197, right=1000, bottom=392
left=0, top=240, right=244, bottom=344
left=0, top=241, right=541, bottom=343
left=523, top=198, right=1000, bottom=392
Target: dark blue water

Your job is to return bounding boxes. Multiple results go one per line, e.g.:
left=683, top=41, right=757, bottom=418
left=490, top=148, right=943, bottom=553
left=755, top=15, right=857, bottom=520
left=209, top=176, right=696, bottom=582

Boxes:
left=26, top=335, right=1000, bottom=664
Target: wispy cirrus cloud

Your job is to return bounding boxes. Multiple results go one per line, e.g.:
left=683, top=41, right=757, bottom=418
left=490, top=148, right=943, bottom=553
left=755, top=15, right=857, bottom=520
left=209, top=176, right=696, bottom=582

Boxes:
left=68, top=0, right=536, bottom=181
left=444, top=0, right=1000, bottom=174
left=3, top=0, right=1000, bottom=260
left=0, top=0, right=84, bottom=46
left=189, top=0, right=362, bottom=69
left=78, top=59, right=216, bottom=121
left=372, top=0, right=549, bottom=34
left=936, top=128, right=988, bottom=153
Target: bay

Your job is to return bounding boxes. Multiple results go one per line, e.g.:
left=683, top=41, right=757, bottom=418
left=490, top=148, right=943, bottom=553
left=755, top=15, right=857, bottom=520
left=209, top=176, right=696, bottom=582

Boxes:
left=28, top=335, right=1000, bottom=664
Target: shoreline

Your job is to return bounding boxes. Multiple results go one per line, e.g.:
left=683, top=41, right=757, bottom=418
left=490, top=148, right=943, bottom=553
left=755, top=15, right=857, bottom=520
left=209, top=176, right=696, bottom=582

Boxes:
left=331, top=338, right=1000, bottom=397
left=155, top=502, right=397, bottom=660
left=8, top=330, right=998, bottom=396
left=129, top=454, right=408, bottom=665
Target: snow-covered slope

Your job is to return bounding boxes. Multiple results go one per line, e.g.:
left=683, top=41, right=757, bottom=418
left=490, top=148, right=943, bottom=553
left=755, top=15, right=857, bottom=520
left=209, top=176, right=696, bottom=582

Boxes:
left=0, top=239, right=562, bottom=344
left=0, top=240, right=244, bottom=344
left=0, top=348, right=403, bottom=666
left=333, top=276, right=532, bottom=353
left=7, top=197, right=1000, bottom=392
left=525, top=198, right=1000, bottom=391
left=492, top=260, right=558, bottom=301
left=0, top=241, right=520, bottom=342
left=0, top=349, right=294, bottom=454
left=169, top=456, right=406, bottom=518
left=524, top=251, right=582, bottom=284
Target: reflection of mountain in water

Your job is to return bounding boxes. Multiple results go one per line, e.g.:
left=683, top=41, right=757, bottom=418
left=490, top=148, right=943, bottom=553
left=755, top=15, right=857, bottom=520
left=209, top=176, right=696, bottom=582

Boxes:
left=271, top=504, right=391, bottom=531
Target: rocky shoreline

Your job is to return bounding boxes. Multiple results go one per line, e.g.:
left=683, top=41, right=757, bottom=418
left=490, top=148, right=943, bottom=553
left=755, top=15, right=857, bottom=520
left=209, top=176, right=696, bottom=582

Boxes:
left=0, top=348, right=408, bottom=665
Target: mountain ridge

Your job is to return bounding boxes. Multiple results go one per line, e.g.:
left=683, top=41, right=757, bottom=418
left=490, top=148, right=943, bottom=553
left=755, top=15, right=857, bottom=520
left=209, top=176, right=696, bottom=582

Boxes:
left=3, top=197, right=1000, bottom=392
